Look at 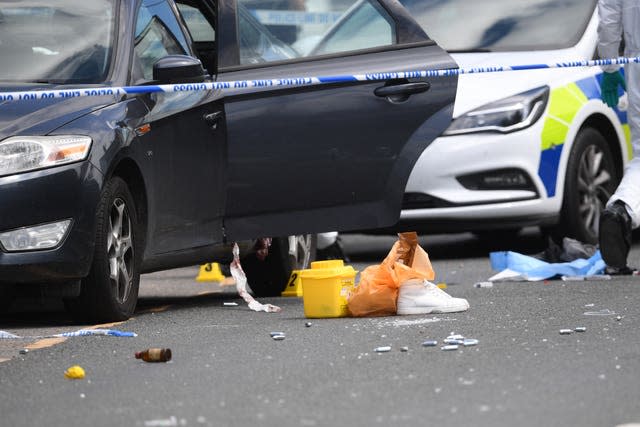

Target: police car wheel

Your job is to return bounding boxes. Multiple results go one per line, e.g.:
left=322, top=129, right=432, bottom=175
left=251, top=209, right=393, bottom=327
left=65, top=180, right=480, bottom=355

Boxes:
left=242, top=235, right=316, bottom=297
left=559, top=127, right=619, bottom=244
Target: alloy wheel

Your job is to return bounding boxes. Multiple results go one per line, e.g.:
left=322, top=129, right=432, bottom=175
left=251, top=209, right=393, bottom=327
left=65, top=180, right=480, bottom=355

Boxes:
left=577, top=144, right=612, bottom=237
left=107, top=197, right=134, bottom=304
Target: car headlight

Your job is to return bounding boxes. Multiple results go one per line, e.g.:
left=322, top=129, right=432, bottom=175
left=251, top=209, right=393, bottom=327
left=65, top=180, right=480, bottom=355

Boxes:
left=0, top=135, right=92, bottom=177
left=444, top=86, right=550, bottom=136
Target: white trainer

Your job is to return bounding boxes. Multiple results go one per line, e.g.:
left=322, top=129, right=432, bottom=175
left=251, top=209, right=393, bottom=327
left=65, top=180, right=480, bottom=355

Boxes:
left=396, top=279, right=469, bottom=315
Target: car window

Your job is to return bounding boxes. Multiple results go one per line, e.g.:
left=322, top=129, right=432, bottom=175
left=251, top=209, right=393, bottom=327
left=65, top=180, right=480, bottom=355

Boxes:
left=0, top=0, right=116, bottom=84
left=235, top=0, right=396, bottom=65
left=309, top=0, right=395, bottom=56
left=397, top=0, right=597, bottom=52
left=176, top=3, right=216, bottom=43
left=133, top=0, right=190, bottom=81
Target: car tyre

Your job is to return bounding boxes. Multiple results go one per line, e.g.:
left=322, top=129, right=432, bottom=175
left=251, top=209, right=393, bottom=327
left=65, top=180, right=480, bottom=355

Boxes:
left=242, top=235, right=316, bottom=297
left=65, top=177, right=141, bottom=322
left=556, top=127, right=619, bottom=244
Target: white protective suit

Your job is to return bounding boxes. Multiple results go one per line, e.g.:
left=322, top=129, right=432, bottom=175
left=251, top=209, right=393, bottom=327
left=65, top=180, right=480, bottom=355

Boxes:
left=598, top=0, right=640, bottom=228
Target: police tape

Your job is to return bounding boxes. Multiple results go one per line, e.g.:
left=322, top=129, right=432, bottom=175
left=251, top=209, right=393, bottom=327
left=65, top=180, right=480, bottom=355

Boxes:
left=1, top=56, right=638, bottom=103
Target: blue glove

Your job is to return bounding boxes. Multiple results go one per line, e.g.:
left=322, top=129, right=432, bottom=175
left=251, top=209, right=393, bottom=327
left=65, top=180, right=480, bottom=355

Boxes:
left=601, top=71, right=626, bottom=108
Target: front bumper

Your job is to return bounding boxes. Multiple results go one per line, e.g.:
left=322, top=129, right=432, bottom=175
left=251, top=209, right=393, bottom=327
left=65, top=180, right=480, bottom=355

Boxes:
left=399, top=123, right=563, bottom=232
left=0, top=161, right=103, bottom=285
left=397, top=200, right=559, bottom=233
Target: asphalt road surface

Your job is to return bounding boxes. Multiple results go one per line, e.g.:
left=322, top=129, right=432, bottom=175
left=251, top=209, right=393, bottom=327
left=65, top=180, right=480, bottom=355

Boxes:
left=1, top=230, right=640, bottom=427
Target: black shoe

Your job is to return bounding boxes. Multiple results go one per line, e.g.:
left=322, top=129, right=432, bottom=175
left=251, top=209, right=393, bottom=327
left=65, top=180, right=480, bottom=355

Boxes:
left=604, top=265, right=635, bottom=275
left=599, top=200, right=632, bottom=269
left=316, top=239, right=350, bottom=263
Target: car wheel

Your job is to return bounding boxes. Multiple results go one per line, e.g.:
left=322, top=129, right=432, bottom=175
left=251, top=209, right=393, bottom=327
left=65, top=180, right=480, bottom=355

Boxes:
left=557, top=127, right=619, bottom=244
left=242, top=234, right=316, bottom=297
left=65, top=177, right=141, bottom=322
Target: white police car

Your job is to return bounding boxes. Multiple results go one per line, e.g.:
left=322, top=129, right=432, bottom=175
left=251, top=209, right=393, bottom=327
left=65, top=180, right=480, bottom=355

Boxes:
left=394, top=0, right=629, bottom=244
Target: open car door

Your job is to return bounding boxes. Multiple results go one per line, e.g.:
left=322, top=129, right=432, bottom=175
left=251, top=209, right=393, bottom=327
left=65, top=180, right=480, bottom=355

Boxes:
left=218, top=0, right=458, bottom=240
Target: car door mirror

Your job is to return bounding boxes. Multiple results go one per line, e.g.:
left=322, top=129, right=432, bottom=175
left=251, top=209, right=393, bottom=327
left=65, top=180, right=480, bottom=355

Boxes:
left=153, top=55, right=208, bottom=84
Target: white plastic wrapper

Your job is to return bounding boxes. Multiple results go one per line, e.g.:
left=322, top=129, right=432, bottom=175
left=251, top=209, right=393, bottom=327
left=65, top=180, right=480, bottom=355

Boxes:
left=230, top=243, right=281, bottom=313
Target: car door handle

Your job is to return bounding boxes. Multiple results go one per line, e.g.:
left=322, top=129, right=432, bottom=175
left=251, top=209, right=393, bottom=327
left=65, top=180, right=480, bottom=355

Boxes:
left=204, top=111, right=223, bottom=128
left=374, top=82, right=431, bottom=98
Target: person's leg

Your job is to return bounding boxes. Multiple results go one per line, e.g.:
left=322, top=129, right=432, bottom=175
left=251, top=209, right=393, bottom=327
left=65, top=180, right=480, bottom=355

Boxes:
left=317, top=232, right=339, bottom=250
left=599, top=62, right=640, bottom=269
left=607, top=157, right=640, bottom=228
left=316, top=231, right=350, bottom=262
left=600, top=197, right=633, bottom=268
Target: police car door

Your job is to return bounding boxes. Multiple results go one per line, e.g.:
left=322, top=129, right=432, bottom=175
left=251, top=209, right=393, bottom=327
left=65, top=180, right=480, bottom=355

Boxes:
left=219, top=0, right=457, bottom=240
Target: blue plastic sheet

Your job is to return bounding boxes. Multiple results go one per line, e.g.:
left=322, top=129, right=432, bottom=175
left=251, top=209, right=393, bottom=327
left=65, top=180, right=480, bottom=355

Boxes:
left=489, top=250, right=606, bottom=281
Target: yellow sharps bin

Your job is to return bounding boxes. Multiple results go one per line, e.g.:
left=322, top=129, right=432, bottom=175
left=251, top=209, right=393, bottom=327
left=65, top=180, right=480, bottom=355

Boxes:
left=300, top=260, right=357, bottom=318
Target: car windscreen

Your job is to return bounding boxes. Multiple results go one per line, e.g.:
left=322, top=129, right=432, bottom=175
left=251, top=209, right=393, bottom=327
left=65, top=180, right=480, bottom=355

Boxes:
left=397, top=0, right=597, bottom=52
left=0, top=0, right=116, bottom=84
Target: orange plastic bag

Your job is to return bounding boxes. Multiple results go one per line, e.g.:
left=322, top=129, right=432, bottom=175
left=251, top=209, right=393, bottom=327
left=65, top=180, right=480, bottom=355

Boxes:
left=347, top=232, right=435, bottom=317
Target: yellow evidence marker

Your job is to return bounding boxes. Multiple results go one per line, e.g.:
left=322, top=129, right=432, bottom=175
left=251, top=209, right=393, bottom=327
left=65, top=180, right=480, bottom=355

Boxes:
left=196, top=262, right=225, bottom=282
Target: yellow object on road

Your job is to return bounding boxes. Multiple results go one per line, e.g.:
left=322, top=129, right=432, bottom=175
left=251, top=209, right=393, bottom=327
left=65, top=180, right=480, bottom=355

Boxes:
left=64, top=365, right=85, bottom=379
left=196, top=262, right=225, bottom=282
left=281, top=270, right=303, bottom=297
left=300, top=260, right=357, bottom=318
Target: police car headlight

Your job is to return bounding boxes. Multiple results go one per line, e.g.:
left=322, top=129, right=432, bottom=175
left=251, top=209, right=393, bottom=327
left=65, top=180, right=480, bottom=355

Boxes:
left=444, top=86, right=549, bottom=136
left=0, top=135, right=92, bottom=177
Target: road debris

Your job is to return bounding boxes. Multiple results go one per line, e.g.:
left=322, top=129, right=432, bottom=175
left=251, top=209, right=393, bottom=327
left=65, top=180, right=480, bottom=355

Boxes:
left=348, top=232, right=439, bottom=317
left=143, top=416, right=185, bottom=427
left=562, top=274, right=612, bottom=281
left=489, top=239, right=605, bottom=282
left=0, top=328, right=136, bottom=339
left=230, top=243, right=281, bottom=313
left=584, top=309, right=617, bottom=316
left=441, top=345, right=459, bottom=351
left=64, top=365, right=86, bottom=379
left=474, top=281, right=493, bottom=288
left=135, top=348, right=172, bottom=363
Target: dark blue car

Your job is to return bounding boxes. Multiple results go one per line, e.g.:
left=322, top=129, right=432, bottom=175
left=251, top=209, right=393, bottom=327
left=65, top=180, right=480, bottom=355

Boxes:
left=0, top=0, right=457, bottom=321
